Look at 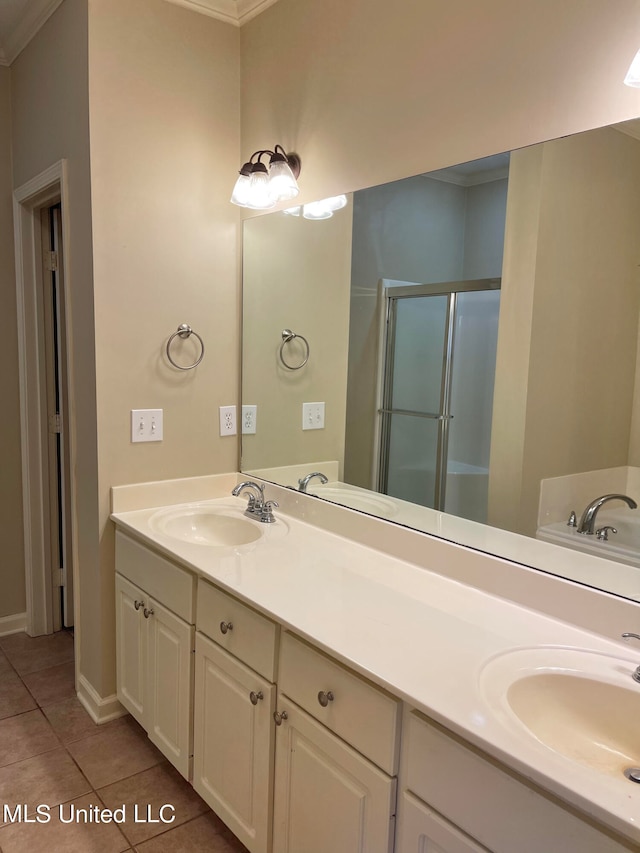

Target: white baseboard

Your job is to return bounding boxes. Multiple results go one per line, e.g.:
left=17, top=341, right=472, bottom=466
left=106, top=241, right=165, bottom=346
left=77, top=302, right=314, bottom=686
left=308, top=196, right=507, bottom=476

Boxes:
left=77, top=673, right=128, bottom=725
left=0, top=612, right=27, bottom=637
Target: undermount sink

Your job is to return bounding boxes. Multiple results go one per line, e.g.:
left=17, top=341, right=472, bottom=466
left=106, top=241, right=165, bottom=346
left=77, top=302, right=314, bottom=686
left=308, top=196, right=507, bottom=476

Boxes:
left=310, top=485, right=398, bottom=518
left=149, top=505, right=263, bottom=547
left=479, top=647, right=640, bottom=779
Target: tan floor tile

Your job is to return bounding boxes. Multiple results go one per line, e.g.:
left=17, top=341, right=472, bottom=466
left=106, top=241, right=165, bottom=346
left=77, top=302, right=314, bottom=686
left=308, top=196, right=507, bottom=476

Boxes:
left=0, top=747, right=91, bottom=827
left=42, top=696, right=123, bottom=744
left=67, top=716, right=164, bottom=789
left=0, top=709, right=59, bottom=768
left=0, top=631, right=74, bottom=676
left=135, top=812, right=248, bottom=852
left=22, top=661, right=76, bottom=707
left=0, top=649, right=14, bottom=675
left=0, top=793, right=130, bottom=853
left=97, top=762, right=208, bottom=845
left=0, top=670, right=37, bottom=721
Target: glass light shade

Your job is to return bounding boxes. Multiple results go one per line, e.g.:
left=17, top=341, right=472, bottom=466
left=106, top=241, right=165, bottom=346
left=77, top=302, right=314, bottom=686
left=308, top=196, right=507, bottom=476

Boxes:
left=246, top=165, right=276, bottom=210
left=269, top=158, right=300, bottom=201
left=625, top=49, right=640, bottom=87
left=324, top=194, right=348, bottom=211
left=303, top=200, right=333, bottom=219
left=230, top=173, right=251, bottom=206
left=283, top=206, right=302, bottom=216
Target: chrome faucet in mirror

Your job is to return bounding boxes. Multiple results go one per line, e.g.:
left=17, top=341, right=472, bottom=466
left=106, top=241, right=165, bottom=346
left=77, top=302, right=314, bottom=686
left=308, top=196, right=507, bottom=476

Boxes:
left=576, top=494, right=638, bottom=535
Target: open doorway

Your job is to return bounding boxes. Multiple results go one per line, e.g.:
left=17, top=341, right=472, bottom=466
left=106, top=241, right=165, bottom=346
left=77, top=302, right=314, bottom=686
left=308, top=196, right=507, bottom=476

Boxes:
left=40, top=203, right=74, bottom=629
left=14, top=161, right=76, bottom=639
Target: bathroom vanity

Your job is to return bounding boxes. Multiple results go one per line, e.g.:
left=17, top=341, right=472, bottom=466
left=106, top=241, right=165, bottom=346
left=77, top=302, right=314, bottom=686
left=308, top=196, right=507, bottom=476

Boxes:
left=111, top=475, right=640, bottom=853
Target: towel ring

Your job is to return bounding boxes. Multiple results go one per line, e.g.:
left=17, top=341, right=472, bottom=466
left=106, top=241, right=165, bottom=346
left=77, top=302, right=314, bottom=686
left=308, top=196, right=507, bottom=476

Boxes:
left=279, top=328, right=310, bottom=370
left=166, top=324, right=205, bottom=370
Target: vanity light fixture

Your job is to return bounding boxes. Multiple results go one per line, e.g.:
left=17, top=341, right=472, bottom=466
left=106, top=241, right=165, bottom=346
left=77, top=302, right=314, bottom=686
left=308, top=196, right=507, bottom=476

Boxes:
left=230, top=145, right=301, bottom=209
left=624, top=48, right=640, bottom=86
left=284, top=194, right=348, bottom=220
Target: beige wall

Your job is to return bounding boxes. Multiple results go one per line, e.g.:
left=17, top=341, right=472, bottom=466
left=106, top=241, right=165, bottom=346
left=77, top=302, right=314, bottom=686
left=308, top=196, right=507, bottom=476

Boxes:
left=489, top=127, right=640, bottom=536
left=11, top=0, right=99, bottom=661
left=0, top=66, right=26, bottom=619
left=240, top=0, right=640, bottom=207
left=89, top=0, right=240, bottom=695
left=242, top=205, right=352, bottom=473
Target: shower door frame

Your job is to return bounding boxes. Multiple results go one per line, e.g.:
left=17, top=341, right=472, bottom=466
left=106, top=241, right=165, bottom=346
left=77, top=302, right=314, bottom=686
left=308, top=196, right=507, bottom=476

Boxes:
left=376, top=277, right=501, bottom=511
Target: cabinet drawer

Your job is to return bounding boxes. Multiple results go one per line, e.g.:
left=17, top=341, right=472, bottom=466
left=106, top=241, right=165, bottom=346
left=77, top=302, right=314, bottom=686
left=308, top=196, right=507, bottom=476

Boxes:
left=116, top=532, right=195, bottom=623
left=404, top=710, right=635, bottom=853
left=197, top=579, right=278, bottom=681
left=279, top=631, right=400, bottom=775
left=396, top=790, right=490, bottom=853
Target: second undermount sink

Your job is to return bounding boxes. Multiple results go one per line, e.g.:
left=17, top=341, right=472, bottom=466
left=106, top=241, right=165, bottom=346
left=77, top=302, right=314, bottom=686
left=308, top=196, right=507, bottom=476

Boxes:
left=149, top=505, right=263, bottom=547
left=480, top=647, right=640, bottom=779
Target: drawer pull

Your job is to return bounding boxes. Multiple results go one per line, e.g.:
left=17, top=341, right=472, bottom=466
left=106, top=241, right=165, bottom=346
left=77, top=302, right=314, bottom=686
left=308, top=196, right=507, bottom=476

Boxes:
left=273, top=710, right=288, bottom=726
left=143, top=607, right=154, bottom=619
left=134, top=600, right=144, bottom=611
left=219, top=621, right=234, bottom=635
left=249, top=690, right=264, bottom=706
left=317, top=690, right=335, bottom=707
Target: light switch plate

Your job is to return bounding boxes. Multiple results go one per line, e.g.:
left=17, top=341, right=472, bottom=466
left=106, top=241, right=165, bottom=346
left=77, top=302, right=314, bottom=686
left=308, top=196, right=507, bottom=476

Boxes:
left=131, top=409, right=163, bottom=442
left=302, top=402, right=325, bottom=430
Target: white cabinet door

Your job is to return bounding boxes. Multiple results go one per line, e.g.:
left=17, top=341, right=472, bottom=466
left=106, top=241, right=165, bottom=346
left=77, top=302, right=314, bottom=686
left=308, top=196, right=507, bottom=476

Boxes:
left=396, top=791, right=489, bottom=853
left=146, top=596, right=194, bottom=780
left=193, top=633, right=275, bottom=853
left=272, top=698, right=396, bottom=853
left=115, top=573, right=147, bottom=726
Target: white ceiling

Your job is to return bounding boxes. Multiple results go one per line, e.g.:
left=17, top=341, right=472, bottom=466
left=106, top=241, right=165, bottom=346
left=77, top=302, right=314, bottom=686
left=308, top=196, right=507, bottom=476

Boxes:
left=0, top=0, right=277, bottom=66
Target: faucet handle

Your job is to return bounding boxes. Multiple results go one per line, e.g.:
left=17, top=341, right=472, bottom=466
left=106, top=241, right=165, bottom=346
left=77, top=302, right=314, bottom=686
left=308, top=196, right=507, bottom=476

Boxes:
left=622, top=632, right=640, bottom=643
left=260, top=500, right=279, bottom=524
left=595, top=525, right=617, bottom=541
left=567, top=510, right=577, bottom=527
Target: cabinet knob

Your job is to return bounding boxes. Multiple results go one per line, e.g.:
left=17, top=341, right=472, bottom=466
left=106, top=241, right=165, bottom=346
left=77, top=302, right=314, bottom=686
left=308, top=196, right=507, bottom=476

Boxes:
left=143, top=607, right=154, bottom=619
left=273, top=709, right=288, bottom=726
left=219, top=621, right=233, bottom=635
left=249, top=690, right=264, bottom=706
left=317, top=690, right=335, bottom=707
left=134, top=600, right=144, bottom=611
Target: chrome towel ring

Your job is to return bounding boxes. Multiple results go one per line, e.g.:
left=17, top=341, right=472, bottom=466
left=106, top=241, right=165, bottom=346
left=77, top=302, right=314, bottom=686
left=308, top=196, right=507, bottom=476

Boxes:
left=166, top=324, right=205, bottom=370
left=279, top=328, right=310, bottom=370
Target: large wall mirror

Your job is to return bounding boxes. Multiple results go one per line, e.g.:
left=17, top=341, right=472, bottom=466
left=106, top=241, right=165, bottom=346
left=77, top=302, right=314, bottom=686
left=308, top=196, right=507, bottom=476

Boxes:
left=241, top=119, right=640, bottom=603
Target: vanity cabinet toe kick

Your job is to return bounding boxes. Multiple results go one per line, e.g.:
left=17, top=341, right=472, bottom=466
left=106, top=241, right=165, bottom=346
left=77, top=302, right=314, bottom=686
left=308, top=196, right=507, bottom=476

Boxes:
left=114, top=529, right=636, bottom=853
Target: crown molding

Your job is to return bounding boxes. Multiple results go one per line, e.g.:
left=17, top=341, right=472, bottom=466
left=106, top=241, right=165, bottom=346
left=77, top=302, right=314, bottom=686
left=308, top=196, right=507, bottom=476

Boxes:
left=163, top=0, right=280, bottom=26
left=2, top=0, right=63, bottom=65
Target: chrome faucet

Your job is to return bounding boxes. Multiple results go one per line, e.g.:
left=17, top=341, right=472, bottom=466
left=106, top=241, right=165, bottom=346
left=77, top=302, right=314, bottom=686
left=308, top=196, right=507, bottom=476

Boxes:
left=622, top=633, right=640, bottom=684
left=298, top=471, right=328, bottom=493
left=576, top=493, right=637, bottom=535
left=232, top=481, right=265, bottom=516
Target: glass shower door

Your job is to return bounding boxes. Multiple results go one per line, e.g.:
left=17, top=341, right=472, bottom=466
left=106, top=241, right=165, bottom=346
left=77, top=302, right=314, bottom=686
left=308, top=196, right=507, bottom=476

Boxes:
left=379, top=292, right=451, bottom=508
left=378, top=279, right=500, bottom=517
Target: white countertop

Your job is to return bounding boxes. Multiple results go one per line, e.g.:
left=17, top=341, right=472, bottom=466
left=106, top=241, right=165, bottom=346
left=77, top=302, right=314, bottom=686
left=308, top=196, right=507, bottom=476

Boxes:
left=111, top=488, right=640, bottom=845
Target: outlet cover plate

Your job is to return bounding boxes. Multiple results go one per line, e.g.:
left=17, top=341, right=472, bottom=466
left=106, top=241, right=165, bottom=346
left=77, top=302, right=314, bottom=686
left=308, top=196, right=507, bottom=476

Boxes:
left=219, top=405, right=237, bottom=436
left=242, top=405, right=257, bottom=434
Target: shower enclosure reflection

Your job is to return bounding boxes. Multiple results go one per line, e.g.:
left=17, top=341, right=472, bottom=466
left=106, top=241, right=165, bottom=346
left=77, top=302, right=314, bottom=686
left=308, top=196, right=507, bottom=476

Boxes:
left=376, top=281, right=501, bottom=524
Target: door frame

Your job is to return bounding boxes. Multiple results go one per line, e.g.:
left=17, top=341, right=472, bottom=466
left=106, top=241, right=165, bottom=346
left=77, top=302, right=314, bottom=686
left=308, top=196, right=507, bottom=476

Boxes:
left=13, top=160, right=77, bottom=637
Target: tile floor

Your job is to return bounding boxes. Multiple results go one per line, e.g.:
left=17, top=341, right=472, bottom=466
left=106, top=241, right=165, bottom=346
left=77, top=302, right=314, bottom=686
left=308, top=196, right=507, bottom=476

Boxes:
left=0, top=631, right=249, bottom=853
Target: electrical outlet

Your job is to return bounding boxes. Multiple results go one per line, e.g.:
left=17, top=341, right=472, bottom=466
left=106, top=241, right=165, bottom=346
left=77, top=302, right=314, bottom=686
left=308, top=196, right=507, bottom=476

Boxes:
left=242, top=405, right=257, bottom=434
left=219, top=405, right=237, bottom=436
left=131, top=409, right=163, bottom=443
left=302, top=402, right=325, bottom=430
